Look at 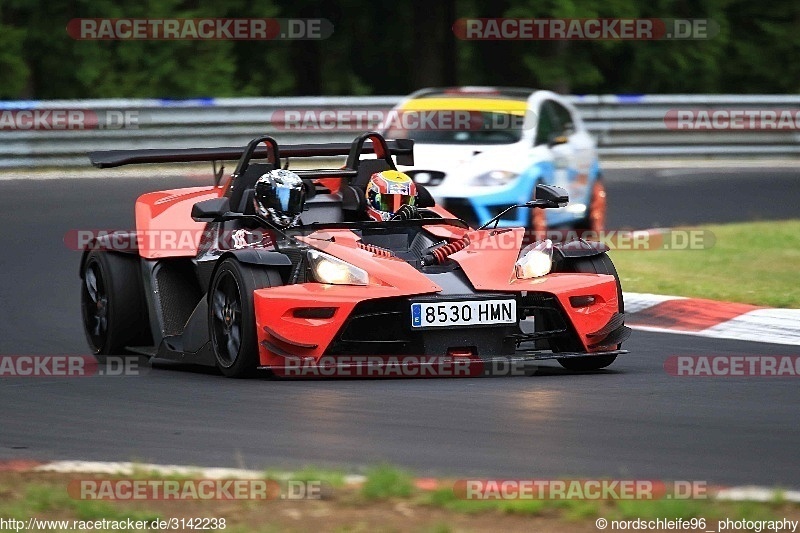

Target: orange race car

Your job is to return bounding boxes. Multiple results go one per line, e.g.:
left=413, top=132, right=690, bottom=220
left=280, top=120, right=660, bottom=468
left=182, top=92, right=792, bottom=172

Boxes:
left=80, top=132, right=629, bottom=378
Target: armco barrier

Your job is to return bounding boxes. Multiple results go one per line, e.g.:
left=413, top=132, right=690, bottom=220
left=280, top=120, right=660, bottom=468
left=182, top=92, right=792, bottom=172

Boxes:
left=0, top=95, right=798, bottom=168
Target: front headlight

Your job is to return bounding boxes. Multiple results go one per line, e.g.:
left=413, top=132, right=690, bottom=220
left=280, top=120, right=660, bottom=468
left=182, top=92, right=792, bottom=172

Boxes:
left=307, top=249, right=369, bottom=286
left=471, top=170, right=518, bottom=187
left=514, top=239, right=553, bottom=279
left=413, top=172, right=432, bottom=185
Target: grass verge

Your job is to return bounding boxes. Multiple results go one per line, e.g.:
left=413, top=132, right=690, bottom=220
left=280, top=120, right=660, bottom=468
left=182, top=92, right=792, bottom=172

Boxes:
left=611, top=219, right=800, bottom=307
left=2, top=466, right=799, bottom=532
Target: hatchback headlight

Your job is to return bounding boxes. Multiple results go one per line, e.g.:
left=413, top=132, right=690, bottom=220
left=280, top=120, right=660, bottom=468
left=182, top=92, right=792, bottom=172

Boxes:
left=471, top=170, right=518, bottom=187
left=307, top=250, right=368, bottom=286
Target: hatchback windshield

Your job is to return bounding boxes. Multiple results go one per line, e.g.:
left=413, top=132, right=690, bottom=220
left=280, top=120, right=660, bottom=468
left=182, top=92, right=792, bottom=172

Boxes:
left=385, top=110, right=524, bottom=145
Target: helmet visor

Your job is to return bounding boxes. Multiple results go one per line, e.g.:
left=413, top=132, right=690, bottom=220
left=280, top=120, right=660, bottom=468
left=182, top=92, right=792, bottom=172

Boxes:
left=375, top=193, right=415, bottom=214
left=274, top=183, right=304, bottom=215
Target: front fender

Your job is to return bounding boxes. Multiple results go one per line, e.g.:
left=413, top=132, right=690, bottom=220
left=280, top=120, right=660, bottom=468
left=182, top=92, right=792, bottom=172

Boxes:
left=220, top=248, right=293, bottom=268
left=206, top=249, right=294, bottom=288
left=78, top=231, right=139, bottom=277
left=554, top=239, right=609, bottom=260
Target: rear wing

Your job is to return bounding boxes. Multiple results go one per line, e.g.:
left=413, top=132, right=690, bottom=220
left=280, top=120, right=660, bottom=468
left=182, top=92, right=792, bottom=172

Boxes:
left=88, top=133, right=414, bottom=170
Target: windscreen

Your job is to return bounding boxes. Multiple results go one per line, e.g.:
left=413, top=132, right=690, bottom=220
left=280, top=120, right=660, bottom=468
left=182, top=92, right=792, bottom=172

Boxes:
left=385, top=110, right=524, bottom=145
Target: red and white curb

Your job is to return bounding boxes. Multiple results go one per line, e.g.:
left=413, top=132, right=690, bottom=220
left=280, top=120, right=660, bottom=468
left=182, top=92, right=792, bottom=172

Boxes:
left=625, top=292, right=800, bottom=346
left=0, top=460, right=373, bottom=495
left=1, top=460, right=798, bottom=503
left=16, top=460, right=366, bottom=485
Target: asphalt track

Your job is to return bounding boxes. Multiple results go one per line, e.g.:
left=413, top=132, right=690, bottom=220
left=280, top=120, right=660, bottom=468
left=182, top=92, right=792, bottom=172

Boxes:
left=1, top=167, right=799, bottom=487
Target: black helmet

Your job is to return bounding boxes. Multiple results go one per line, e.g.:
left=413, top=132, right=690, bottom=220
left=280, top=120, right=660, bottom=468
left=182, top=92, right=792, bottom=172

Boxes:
left=253, top=169, right=306, bottom=228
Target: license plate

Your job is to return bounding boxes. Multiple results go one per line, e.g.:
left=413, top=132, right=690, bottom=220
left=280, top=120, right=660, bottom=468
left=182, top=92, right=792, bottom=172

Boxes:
left=410, top=299, right=517, bottom=329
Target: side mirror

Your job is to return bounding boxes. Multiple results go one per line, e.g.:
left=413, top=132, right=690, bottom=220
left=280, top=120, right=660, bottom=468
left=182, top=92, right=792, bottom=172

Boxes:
left=191, top=197, right=231, bottom=222
left=548, top=133, right=568, bottom=147
left=535, top=184, right=569, bottom=208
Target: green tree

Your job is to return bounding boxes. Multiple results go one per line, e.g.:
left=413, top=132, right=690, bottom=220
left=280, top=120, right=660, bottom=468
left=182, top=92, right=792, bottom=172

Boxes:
left=0, top=0, right=798, bottom=98
left=719, top=0, right=800, bottom=93
left=0, top=23, right=29, bottom=98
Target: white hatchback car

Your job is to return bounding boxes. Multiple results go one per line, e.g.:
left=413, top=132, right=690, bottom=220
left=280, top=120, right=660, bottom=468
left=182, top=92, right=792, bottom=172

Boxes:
left=381, top=87, right=606, bottom=233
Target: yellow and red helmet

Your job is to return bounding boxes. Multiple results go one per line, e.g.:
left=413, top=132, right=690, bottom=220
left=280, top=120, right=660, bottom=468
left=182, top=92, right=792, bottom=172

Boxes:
left=366, top=170, right=417, bottom=221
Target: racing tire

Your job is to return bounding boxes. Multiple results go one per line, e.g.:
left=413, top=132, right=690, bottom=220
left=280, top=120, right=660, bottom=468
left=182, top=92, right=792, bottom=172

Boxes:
left=529, top=206, right=548, bottom=242
left=575, top=180, right=607, bottom=235
left=209, top=258, right=281, bottom=378
left=556, top=252, right=622, bottom=371
left=80, top=250, right=150, bottom=361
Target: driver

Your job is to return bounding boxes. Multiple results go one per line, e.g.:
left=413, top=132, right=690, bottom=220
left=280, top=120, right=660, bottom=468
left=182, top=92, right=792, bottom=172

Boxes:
left=366, top=170, right=421, bottom=221
left=253, top=169, right=306, bottom=228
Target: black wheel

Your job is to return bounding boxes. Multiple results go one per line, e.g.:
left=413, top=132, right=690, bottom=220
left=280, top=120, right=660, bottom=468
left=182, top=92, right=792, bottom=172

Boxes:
left=80, top=251, right=150, bottom=360
left=209, top=258, right=281, bottom=378
left=556, top=253, right=622, bottom=371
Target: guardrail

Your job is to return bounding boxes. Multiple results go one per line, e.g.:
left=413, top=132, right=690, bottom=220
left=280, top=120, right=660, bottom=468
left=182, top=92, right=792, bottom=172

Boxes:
left=572, top=94, right=800, bottom=158
left=1, top=95, right=798, bottom=168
